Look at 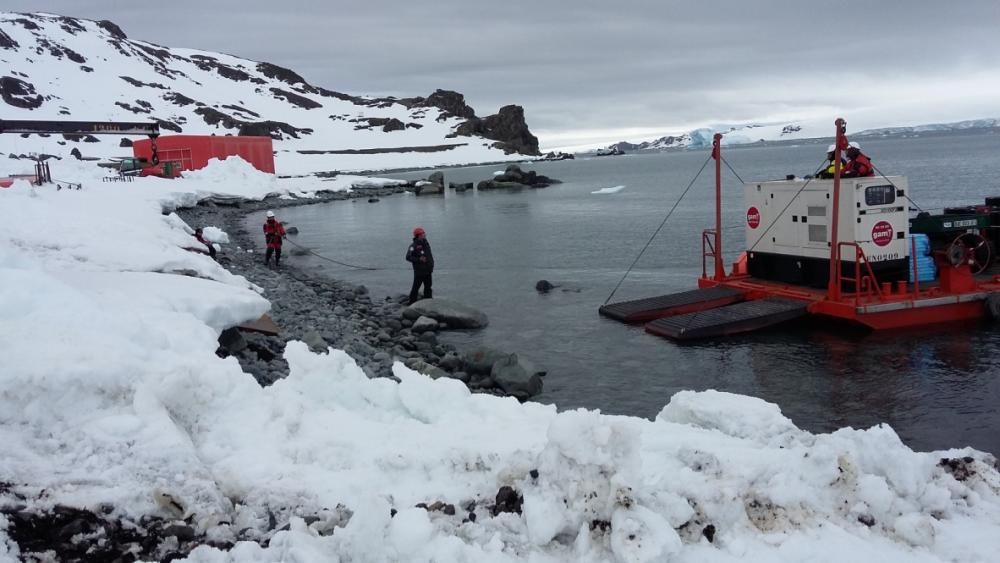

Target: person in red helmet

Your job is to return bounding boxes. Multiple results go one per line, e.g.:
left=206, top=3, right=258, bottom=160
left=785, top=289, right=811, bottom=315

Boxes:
left=405, top=226, right=434, bottom=304
left=263, top=210, right=286, bottom=268
left=842, top=141, right=874, bottom=178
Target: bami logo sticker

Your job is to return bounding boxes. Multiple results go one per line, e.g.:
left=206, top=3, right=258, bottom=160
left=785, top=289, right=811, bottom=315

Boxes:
left=872, top=220, right=894, bottom=247
left=747, top=207, right=761, bottom=229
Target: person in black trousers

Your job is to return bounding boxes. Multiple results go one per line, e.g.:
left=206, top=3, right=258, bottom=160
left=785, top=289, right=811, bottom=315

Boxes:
left=406, top=226, right=434, bottom=304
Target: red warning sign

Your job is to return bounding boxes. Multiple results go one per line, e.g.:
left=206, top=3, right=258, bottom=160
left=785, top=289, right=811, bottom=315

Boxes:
left=747, top=207, right=761, bottom=229
left=872, top=220, right=894, bottom=247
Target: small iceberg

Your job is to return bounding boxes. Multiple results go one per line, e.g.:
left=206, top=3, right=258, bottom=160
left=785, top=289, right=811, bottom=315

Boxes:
left=592, top=185, right=625, bottom=194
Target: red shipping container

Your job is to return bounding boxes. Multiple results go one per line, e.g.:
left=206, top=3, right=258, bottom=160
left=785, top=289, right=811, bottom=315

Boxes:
left=132, top=135, right=275, bottom=174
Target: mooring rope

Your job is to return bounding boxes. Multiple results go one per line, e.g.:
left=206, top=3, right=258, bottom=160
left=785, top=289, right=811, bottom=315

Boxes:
left=603, top=154, right=713, bottom=305
left=721, top=156, right=745, bottom=184
left=870, top=163, right=924, bottom=212
left=282, top=237, right=380, bottom=270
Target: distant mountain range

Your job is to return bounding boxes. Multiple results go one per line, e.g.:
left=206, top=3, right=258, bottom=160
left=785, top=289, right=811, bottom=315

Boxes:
left=594, top=118, right=1000, bottom=155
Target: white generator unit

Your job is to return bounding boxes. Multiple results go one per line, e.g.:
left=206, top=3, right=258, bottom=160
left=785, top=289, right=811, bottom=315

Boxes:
left=744, top=176, right=910, bottom=287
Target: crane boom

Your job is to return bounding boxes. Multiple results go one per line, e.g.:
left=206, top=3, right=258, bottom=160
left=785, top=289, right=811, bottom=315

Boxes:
left=0, top=119, right=161, bottom=164
left=0, top=119, right=160, bottom=137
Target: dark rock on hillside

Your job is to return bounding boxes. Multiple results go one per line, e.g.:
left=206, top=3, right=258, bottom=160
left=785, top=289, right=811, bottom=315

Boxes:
left=0, top=30, right=19, bottom=50
left=156, top=119, right=183, bottom=133
left=453, top=105, right=540, bottom=155
left=13, top=18, right=39, bottom=31
left=164, top=91, right=199, bottom=107
left=222, top=104, right=261, bottom=118
left=256, top=62, right=306, bottom=86
left=96, top=19, right=127, bottom=40
left=411, top=89, right=477, bottom=119
left=351, top=117, right=406, bottom=132
left=238, top=120, right=313, bottom=140
left=270, top=87, right=322, bottom=110
left=1, top=76, right=43, bottom=109
left=120, top=75, right=168, bottom=89
left=134, top=43, right=171, bottom=63
left=57, top=16, right=87, bottom=35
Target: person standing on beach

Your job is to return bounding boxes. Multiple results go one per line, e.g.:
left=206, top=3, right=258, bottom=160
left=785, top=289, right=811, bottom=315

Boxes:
left=406, top=226, right=434, bottom=304
left=263, top=210, right=286, bottom=268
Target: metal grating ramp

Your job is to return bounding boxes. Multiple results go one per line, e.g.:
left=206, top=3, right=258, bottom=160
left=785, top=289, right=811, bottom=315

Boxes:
left=599, top=286, right=745, bottom=323
left=644, top=298, right=808, bottom=340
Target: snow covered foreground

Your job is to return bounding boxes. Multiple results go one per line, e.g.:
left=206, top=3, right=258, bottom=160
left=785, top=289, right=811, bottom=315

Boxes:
left=2, top=161, right=1000, bottom=562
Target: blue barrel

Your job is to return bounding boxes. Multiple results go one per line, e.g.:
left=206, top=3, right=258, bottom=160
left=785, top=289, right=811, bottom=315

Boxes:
left=909, top=233, right=931, bottom=256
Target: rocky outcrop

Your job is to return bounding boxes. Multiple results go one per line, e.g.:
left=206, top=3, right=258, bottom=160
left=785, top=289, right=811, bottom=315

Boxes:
left=595, top=146, right=625, bottom=156
left=1, top=76, right=43, bottom=109
left=409, top=89, right=476, bottom=119
left=413, top=171, right=444, bottom=195
left=477, top=164, right=559, bottom=190
left=0, top=29, right=19, bottom=50
left=540, top=151, right=575, bottom=161
left=454, top=105, right=540, bottom=155
left=351, top=117, right=405, bottom=132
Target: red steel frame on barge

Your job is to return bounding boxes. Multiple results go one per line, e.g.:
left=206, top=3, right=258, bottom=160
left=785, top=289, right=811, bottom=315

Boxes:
left=698, top=118, right=1000, bottom=331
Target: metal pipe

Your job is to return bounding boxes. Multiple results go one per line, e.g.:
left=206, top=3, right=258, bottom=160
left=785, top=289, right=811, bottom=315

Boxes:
left=713, top=133, right=724, bottom=280
left=828, top=118, right=847, bottom=300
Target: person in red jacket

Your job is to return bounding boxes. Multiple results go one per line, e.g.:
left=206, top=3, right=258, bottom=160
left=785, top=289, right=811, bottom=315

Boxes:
left=405, top=226, right=434, bottom=304
left=263, top=210, right=286, bottom=268
left=193, top=227, right=217, bottom=260
left=842, top=142, right=874, bottom=178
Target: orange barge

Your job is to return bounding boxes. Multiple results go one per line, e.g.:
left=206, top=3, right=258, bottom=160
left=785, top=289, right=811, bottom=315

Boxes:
left=600, top=118, right=1000, bottom=340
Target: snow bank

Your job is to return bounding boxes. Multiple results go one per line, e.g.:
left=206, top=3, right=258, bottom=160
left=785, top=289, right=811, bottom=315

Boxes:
left=2, top=163, right=1000, bottom=562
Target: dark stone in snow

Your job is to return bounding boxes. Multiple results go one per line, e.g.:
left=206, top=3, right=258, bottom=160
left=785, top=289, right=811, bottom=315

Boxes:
left=493, top=486, right=523, bottom=516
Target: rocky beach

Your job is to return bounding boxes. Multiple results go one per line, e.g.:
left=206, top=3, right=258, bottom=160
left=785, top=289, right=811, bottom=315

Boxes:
left=175, top=183, right=545, bottom=401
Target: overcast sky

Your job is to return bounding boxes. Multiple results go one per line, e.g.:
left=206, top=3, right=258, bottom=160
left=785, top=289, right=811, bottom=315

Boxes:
left=8, top=0, right=1000, bottom=150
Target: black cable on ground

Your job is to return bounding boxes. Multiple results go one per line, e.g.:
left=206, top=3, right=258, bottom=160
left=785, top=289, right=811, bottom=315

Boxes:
left=282, top=237, right=381, bottom=270
left=603, top=154, right=713, bottom=305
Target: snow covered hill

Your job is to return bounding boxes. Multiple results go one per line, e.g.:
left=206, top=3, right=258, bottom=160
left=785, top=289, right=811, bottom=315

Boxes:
left=595, top=118, right=1000, bottom=155
left=0, top=12, right=540, bottom=175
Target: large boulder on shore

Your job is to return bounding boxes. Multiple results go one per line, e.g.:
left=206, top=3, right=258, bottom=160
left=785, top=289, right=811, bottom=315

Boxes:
left=405, top=298, right=488, bottom=329
left=462, top=346, right=510, bottom=375
left=491, top=353, right=544, bottom=400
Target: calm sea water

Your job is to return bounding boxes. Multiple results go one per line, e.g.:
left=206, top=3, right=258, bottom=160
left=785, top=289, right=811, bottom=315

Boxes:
left=252, top=131, right=1000, bottom=454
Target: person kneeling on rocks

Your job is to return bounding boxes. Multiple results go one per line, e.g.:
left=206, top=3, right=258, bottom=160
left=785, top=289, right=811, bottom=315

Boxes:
left=263, top=210, right=286, bottom=268
left=406, top=226, right=434, bottom=304
left=193, top=227, right=216, bottom=260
